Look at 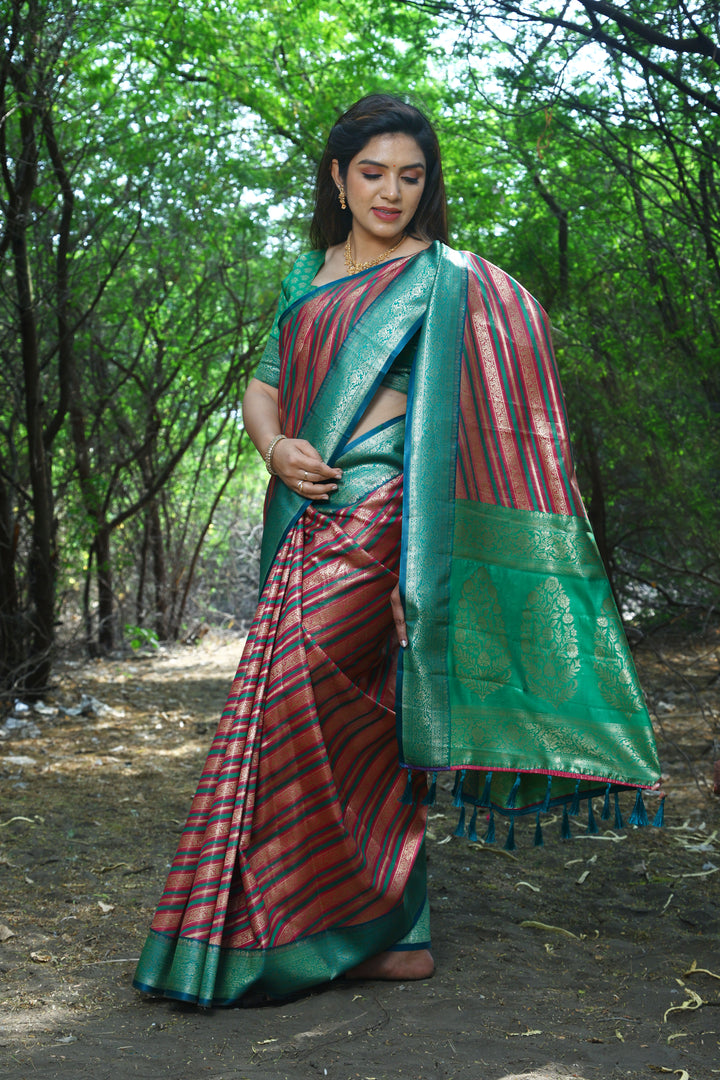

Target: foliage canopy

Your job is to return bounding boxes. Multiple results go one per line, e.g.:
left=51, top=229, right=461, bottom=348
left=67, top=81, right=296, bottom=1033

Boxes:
left=1, top=0, right=718, bottom=694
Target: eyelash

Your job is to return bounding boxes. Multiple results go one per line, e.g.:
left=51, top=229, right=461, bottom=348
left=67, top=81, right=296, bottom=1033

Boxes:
left=360, top=173, right=421, bottom=185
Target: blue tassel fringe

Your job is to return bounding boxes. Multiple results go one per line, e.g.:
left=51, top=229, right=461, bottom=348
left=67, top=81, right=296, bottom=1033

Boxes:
left=442, top=773, right=664, bottom=847
left=601, top=783, right=611, bottom=821
left=468, top=805, right=479, bottom=842
left=484, top=809, right=495, bottom=844
left=423, top=772, right=437, bottom=806
left=452, top=769, right=466, bottom=808
left=505, top=773, right=522, bottom=809
left=614, top=790, right=624, bottom=830
left=569, top=780, right=581, bottom=816
left=652, top=796, right=665, bottom=828
left=541, top=775, right=552, bottom=813
left=400, top=770, right=414, bottom=805
left=629, top=788, right=648, bottom=827
left=454, top=804, right=466, bottom=837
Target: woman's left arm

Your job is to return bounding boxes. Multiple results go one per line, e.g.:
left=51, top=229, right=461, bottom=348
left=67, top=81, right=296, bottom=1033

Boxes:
left=242, top=377, right=342, bottom=499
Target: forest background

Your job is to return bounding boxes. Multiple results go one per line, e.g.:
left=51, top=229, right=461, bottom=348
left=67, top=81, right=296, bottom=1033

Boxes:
left=2, top=0, right=719, bottom=696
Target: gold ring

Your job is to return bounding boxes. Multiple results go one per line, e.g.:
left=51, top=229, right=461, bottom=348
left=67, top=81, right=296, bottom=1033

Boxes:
left=298, top=479, right=304, bottom=493
left=303, top=470, right=308, bottom=480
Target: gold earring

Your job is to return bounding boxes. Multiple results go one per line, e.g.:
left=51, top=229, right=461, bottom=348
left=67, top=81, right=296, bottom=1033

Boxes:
left=338, top=183, right=347, bottom=211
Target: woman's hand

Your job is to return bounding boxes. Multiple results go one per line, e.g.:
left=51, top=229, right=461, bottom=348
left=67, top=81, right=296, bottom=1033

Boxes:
left=242, top=378, right=341, bottom=500
left=390, top=583, right=408, bottom=649
left=272, top=437, right=342, bottom=500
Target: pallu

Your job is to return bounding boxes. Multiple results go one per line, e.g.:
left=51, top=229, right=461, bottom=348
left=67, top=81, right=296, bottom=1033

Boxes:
left=134, top=242, right=661, bottom=1005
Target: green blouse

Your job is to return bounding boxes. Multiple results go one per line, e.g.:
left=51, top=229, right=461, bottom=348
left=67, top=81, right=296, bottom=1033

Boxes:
left=254, top=250, right=415, bottom=394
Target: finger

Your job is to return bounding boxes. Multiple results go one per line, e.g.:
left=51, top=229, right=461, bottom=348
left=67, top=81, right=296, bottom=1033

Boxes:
left=303, top=460, right=342, bottom=480
left=294, top=478, right=338, bottom=500
left=281, top=454, right=341, bottom=483
left=289, top=457, right=341, bottom=486
left=293, top=441, right=342, bottom=480
left=390, top=585, right=408, bottom=648
left=299, top=466, right=333, bottom=484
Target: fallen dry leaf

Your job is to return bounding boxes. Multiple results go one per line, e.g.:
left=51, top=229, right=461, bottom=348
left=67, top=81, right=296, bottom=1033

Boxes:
left=684, top=959, right=720, bottom=981
left=663, top=987, right=704, bottom=1023
left=520, top=920, right=579, bottom=940
left=0, top=816, right=35, bottom=829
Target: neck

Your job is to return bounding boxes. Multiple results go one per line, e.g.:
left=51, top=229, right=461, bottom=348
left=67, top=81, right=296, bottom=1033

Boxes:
left=348, top=228, right=405, bottom=262
left=349, top=227, right=410, bottom=265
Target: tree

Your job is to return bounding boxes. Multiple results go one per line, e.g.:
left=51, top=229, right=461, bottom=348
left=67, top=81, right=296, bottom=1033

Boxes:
left=1, top=0, right=447, bottom=691
left=392, top=0, right=720, bottom=618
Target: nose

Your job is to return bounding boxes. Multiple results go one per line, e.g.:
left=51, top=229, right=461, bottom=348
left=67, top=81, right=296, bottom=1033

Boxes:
left=381, top=171, right=401, bottom=201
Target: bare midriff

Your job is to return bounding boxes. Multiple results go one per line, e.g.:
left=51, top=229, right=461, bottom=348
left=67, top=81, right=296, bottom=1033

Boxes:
left=348, top=385, right=407, bottom=443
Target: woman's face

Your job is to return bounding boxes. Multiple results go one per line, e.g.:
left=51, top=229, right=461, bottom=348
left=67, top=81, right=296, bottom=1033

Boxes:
left=332, top=132, right=426, bottom=245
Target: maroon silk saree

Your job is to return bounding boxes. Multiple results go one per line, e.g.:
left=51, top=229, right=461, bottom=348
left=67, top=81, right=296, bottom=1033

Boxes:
left=133, top=260, right=431, bottom=1005
left=133, top=243, right=661, bottom=1005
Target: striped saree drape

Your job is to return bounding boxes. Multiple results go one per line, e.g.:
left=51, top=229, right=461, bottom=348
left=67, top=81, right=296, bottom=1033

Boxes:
left=134, top=242, right=661, bottom=1006
left=133, top=262, right=431, bottom=1007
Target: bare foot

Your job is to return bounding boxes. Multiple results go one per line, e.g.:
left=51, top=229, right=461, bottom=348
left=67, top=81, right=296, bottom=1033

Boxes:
left=345, top=948, right=434, bottom=981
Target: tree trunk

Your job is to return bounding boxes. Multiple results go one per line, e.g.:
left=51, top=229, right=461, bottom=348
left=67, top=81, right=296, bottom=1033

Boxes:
left=14, top=202, right=56, bottom=694
left=0, top=473, right=23, bottom=684
left=148, top=500, right=168, bottom=640
left=136, top=519, right=149, bottom=627
left=82, top=545, right=98, bottom=659
left=95, top=525, right=114, bottom=654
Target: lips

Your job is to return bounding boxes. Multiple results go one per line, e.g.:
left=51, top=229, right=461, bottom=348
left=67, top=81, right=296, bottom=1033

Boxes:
left=372, top=207, right=401, bottom=220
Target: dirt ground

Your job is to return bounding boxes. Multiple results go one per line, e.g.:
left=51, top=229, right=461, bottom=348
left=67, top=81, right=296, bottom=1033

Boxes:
left=1, top=626, right=719, bottom=1080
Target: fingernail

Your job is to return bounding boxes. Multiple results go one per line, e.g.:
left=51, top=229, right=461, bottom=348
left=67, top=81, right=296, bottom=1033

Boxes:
left=331, top=484, right=337, bottom=491
left=400, top=639, right=408, bottom=649
left=321, top=494, right=329, bottom=500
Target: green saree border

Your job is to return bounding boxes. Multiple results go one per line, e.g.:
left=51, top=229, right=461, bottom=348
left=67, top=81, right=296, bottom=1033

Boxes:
left=133, top=844, right=428, bottom=1006
left=327, top=417, right=405, bottom=507
left=397, top=246, right=468, bottom=764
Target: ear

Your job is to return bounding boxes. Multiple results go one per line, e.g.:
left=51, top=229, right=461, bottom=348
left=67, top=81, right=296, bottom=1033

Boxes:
left=331, top=159, right=342, bottom=189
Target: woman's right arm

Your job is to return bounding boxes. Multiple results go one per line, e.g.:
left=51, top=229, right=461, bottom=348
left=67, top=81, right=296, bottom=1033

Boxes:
left=242, top=377, right=342, bottom=499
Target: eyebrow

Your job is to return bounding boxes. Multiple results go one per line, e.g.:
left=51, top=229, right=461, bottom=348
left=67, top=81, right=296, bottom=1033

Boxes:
left=357, top=158, right=426, bottom=170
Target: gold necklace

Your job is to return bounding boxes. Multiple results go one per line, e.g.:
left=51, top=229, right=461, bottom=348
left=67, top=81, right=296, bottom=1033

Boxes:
left=344, top=233, right=406, bottom=274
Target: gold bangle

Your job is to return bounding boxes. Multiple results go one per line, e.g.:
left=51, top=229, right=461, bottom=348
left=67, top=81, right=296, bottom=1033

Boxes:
left=264, top=433, right=287, bottom=475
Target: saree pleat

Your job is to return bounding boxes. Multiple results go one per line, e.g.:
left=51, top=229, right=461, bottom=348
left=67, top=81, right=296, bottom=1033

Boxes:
left=134, top=443, right=429, bottom=1005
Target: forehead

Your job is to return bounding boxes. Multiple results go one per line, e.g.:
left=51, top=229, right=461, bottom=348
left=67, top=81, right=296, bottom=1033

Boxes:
left=351, top=132, right=425, bottom=167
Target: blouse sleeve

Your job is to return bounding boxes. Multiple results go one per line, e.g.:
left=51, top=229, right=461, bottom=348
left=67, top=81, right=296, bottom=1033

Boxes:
left=254, top=277, right=291, bottom=389
left=254, top=251, right=325, bottom=388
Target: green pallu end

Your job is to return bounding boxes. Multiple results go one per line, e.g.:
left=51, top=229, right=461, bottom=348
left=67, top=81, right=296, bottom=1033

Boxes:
left=400, top=499, right=660, bottom=809
left=133, top=850, right=428, bottom=1006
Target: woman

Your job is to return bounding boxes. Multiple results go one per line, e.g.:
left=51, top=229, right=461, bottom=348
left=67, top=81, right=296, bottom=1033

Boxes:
left=133, top=95, right=661, bottom=1007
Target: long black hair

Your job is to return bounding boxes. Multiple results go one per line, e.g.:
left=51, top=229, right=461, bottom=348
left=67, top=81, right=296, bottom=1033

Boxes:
left=309, top=94, right=448, bottom=249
